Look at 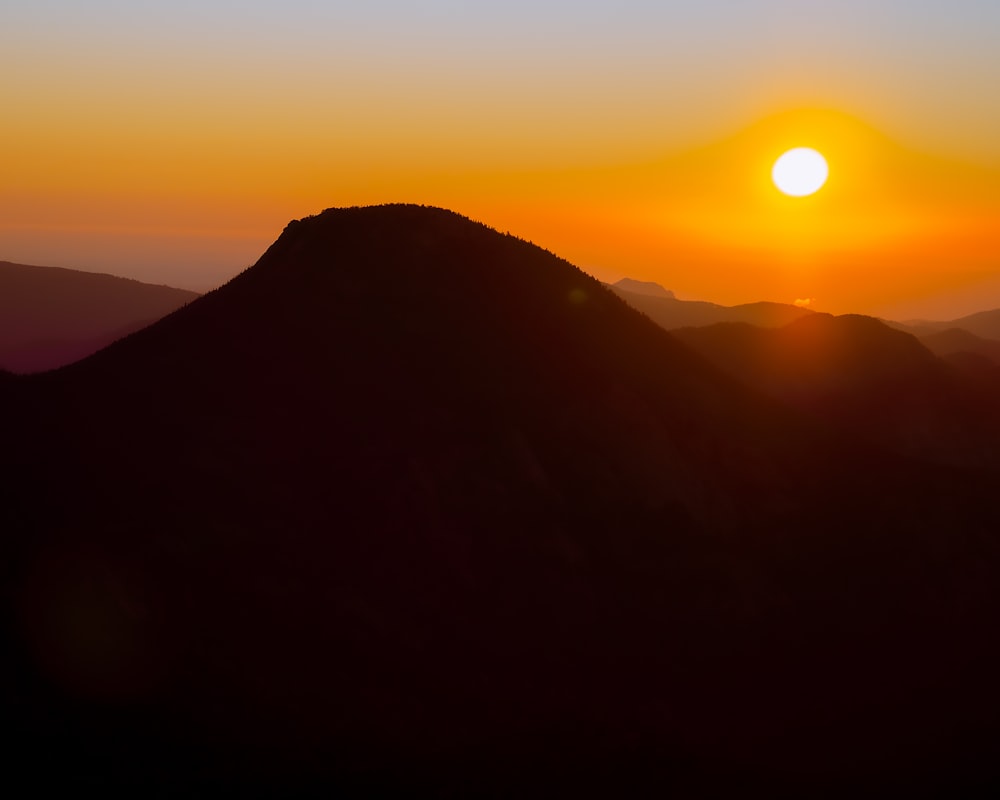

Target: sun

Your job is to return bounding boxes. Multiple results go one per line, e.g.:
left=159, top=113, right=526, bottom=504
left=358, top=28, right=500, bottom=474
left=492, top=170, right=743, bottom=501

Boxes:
left=772, top=147, right=829, bottom=197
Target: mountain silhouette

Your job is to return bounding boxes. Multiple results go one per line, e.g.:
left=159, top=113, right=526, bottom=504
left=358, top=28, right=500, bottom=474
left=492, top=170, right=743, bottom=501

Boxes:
left=4, top=206, right=1000, bottom=795
left=895, top=308, right=1000, bottom=342
left=947, top=308, right=1000, bottom=341
left=919, top=327, right=1000, bottom=366
left=673, top=313, right=1000, bottom=468
left=611, top=281, right=814, bottom=329
left=610, top=277, right=676, bottom=298
left=0, top=260, right=199, bottom=372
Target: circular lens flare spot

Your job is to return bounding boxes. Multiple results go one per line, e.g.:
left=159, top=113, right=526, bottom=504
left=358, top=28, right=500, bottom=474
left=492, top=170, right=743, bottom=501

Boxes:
left=772, top=148, right=829, bottom=197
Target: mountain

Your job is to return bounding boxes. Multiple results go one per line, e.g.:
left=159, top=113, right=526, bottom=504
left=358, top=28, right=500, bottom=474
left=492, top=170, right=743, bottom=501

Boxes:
left=673, top=313, right=1000, bottom=468
left=0, top=261, right=199, bottom=372
left=610, top=282, right=813, bottom=329
left=610, top=277, right=675, bottom=298
left=899, top=308, right=1000, bottom=342
left=4, top=206, right=1000, bottom=795
left=949, top=308, right=1000, bottom=341
left=612, top=286, right=1000, bottom=365
left=919, top=327, right=1000, bottom=366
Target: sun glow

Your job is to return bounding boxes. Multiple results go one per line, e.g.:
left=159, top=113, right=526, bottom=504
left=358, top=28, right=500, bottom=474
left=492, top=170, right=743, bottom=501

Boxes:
left=772, top=148, right=829, bottom=197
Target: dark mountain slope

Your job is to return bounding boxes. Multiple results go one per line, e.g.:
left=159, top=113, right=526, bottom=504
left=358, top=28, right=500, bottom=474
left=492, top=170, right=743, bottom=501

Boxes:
left=610, top=283, right=813, bottom=330
left=3, top=206, right=1000, bottom=795
left=0, top=260, right=198, bottom=372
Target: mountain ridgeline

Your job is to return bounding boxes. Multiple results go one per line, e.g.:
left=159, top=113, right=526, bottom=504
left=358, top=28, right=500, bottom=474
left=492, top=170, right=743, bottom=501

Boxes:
left=673, top=314, right=1000, bottom=468
left=609, top=279, right=815, bottom=329
left=4, top=205, right=1000, bottom=795
left=0, top=260, right=199, bottom=373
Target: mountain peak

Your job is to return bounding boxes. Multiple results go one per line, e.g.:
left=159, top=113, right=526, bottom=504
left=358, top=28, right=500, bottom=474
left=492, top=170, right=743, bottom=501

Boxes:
left=612, top=277, right=676, bottom=299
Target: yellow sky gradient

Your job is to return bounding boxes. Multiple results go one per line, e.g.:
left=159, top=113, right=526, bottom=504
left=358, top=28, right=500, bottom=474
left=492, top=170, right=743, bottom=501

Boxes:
left=3, top=3, right=1000, bottom=320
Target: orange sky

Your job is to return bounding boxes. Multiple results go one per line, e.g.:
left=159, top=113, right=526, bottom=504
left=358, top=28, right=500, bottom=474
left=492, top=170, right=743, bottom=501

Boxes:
left=3, top=2, right=1000, bottom=320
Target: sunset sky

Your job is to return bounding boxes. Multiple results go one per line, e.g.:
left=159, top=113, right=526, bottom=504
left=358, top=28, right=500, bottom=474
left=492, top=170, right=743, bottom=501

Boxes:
left=3, top=1, right=999, bottom=319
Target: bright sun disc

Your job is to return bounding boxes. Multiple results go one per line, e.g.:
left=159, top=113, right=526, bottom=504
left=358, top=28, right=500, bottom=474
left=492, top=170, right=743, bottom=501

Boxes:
left=772, top=147, right=829, bottom=197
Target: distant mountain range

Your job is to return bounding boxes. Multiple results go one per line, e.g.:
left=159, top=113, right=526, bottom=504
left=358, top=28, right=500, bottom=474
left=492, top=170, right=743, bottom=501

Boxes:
left=4, top=207, right=1000, bottom=794
left=612, top=278, right=1000, bottom=365
left=611, top=277, right=677, bottom=298
left=892, top=308, right=1000, bottom=342
left=0, top=261, right=198, bottom=372
left=918, top=327, right=1000, bottom=368
left=673, top=313, right=1000, bottom=468
left=609, top=278, right=815, bottom=329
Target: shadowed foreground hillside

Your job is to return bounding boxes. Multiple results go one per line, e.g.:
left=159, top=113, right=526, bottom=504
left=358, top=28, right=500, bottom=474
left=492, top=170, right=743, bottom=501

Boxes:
left=3, top=206, right=1000, bottom=795
left=0, top=261, right=199, bottom=372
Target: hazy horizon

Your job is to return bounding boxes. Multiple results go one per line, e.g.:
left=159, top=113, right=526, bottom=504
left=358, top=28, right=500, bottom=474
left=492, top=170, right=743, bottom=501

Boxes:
left=4, top=207, right=1000, bottom=324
